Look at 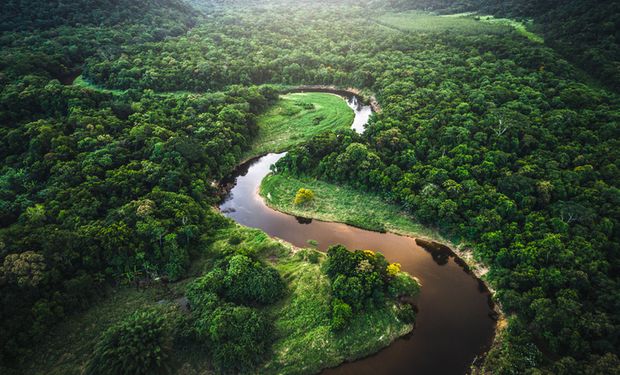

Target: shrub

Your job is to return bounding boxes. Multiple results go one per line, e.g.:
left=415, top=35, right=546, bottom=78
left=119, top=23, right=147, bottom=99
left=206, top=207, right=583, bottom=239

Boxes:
left=331, top=298, right=353, bottom=331
left=208, top=305, right=272, bottom=372
left=386, top=262, right=401, bottom=277
left=396, top=303, right=416, bottom=324
left=293, top=188, right=315, bottom=205
left=85, top=309, right=171, bottom=375
left=224, top=254, right=285, bottom=305
left=388, top=272, right=420, bottom=298
left=186, top=267, right=226, bottom=303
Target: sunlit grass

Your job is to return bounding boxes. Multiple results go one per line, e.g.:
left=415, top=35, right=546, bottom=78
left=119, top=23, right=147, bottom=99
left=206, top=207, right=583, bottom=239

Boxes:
left=245, top=92, right=354, bottom=160
left=377, top=11, right=510, bottom=34
left=377, top=11, right=543, bottom=43
left=260, top=173, right=443, bottom=240
left=475, top=15, right=543, bottom=43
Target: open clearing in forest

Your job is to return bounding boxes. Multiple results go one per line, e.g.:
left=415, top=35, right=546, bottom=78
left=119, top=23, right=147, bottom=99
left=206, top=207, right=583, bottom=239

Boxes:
left=260, top=173, right=445, bottom=241
left=377, top=11, right=543, bottom=43
left=246, top=92, right=354, bottom=159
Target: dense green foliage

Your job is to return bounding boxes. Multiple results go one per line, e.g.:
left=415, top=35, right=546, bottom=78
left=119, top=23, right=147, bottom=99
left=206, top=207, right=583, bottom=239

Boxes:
left=85, top=308, right=171, bottom=375
left=184, top=247, right=285, bottom=371
left=325, top=246, right=419, bottom=329
left=1, top=0, right=618, bottom=373
left=248, top=92, right=354, bottom=159
left=391, top=0, right=620, bottom=91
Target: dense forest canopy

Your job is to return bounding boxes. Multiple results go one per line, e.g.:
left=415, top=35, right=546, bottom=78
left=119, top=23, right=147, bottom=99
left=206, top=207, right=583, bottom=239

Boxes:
left=391, top=0, right=620, bottom=91
left=0, top=0, right=618, bottom=374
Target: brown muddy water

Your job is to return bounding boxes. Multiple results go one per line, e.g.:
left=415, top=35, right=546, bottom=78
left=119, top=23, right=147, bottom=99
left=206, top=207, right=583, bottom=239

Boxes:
left=219, top=95, right=496, bottom=375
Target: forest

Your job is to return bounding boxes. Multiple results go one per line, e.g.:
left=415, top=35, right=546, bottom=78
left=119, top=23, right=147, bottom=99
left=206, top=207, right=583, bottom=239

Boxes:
left=0, top=0, right=618, bottom=374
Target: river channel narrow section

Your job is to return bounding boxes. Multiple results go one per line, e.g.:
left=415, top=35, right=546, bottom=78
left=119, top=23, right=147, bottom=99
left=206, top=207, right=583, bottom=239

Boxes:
left=219, top=93, right=496, bottom=375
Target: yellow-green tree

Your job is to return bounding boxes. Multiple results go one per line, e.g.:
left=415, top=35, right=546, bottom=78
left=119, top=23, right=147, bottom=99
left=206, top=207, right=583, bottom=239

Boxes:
left=293, top=188, right=315, bottom=206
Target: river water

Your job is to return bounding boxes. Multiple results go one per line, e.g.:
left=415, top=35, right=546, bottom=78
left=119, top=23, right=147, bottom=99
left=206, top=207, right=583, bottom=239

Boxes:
left=219, top=94, right=496, bottom=374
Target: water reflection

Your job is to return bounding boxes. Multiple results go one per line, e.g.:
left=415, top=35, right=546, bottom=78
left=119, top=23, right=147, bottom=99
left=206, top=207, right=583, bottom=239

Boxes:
left=295, top=216, right=313, bottom=224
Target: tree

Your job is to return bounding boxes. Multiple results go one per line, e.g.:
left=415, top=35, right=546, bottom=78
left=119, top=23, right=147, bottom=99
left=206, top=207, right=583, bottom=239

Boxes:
left=293, top=188, right=315, bottom=206
left=85, top=309, right=171, bottom=375
left=331, top=299, right=352, bottom=331
left=0, top=251, right=46, bottom=288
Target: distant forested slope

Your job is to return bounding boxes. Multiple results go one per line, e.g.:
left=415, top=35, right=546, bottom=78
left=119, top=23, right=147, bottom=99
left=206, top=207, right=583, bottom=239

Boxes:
left=0, top=0, right=198, bottom=31
left=389, top=0, right=620, bottom=91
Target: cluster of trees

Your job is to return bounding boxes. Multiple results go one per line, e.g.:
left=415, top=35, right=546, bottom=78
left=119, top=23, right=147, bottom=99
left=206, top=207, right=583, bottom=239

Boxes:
left=0, top=0, right=197, bottom=32
left=0, top=79, right=278, bottom=368
left=185, top=253, right=285, bottom=371
left=325, top=245, right=419, bottom=330
left=85, top=308, right=172, bottom=375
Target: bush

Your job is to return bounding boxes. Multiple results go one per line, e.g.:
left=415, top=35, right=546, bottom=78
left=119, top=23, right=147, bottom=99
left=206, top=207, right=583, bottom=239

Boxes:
left=85, top=309, right=171, bottom=375
left=293, top=188, right=315, bottom=205
left=396, top=303, right=416, bottom=324
left=325, top=245, right=391, bottom=309
left=224, top=254, right=285, bottom=305
left=388, top=273, right=420, bottom=299
left=208, top=305, right=272, bottom=372
left=331, top=298, right=353, bottom=331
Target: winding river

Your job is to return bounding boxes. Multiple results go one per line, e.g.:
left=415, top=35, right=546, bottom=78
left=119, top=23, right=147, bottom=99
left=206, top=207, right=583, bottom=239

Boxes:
left=220, top=94, right=496, bottom=375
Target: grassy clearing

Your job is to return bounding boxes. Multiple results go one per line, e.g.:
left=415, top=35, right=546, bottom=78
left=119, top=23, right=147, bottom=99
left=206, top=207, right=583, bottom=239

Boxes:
left=72, top=75, right=128, bottom=95
left=245, top=92, right=354, bottom=159
left=23, top=224, right=410, bottom=375
left=260, top=173, right=443, bottom=241
left=376, top=11, right=510, bottom=35
left=377, top=11, right=542, bottom=43
left=73, top=75, right=200, bottom=97
left=475, top=15, right=543, bottom=43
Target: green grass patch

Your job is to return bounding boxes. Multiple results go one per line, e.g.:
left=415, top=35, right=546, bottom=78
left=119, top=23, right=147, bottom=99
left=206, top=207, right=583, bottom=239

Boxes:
left=475, top=15, right=543, bottom=43
left=377, top=11, right=542, bottom=43
left=72, top=75, right=128, bottom=95
left=245, top=92, right=354, bottom=159
left=260, top=173, right=443, bottom=240
left=377, top=11, right=509, bottom=35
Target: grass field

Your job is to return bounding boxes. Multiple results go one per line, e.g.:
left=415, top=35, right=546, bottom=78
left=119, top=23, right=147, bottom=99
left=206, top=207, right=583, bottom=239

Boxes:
left=260, top=173, right=444, bottom=241
left=23, top=224, right=410, bottom=375
left=377, top=11, right=542, bottom=43
left=475, top=15, right=543, bottom=43
left=73, top=75, right=200, bottom=97
left=245, top=92, right=354, bottom=160
left=377, top=11, right=509, bottom=34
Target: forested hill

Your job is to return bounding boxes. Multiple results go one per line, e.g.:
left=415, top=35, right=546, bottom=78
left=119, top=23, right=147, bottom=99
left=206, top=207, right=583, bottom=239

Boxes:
left=0, top=0, right=198, bottom=32
left=390, top=0, right=620, bottom=92
left=0, top=0, right=200, bottom=85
